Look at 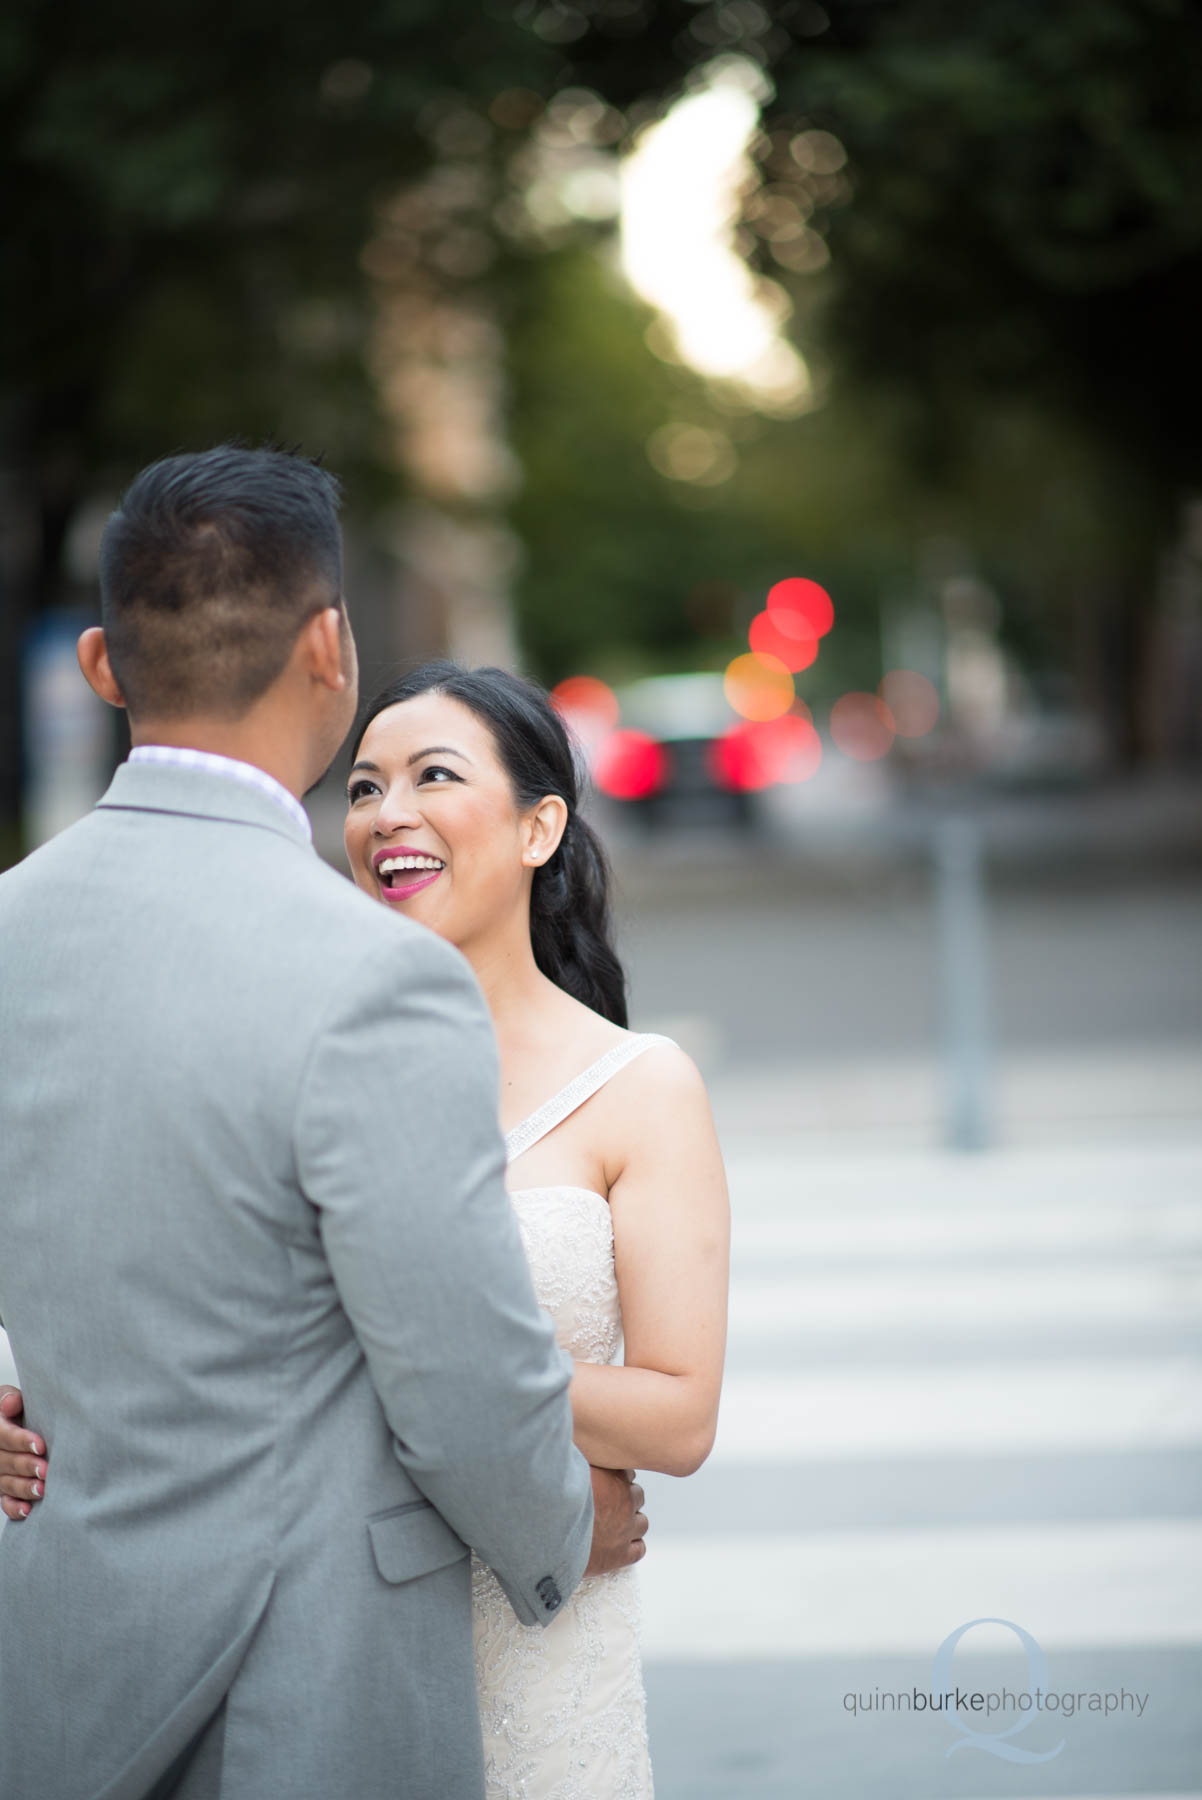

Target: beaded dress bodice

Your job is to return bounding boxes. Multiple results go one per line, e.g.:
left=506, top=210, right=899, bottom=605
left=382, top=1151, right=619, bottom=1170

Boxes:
left=470, top=1034, right=672, bottom=1800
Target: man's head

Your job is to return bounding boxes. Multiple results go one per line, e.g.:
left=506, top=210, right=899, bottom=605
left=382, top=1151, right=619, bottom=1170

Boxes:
left=80, top=445, right=359, bottom=788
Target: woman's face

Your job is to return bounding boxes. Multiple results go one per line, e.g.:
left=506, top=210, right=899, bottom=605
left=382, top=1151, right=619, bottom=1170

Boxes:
left=343, top=691, right=562, bottom=951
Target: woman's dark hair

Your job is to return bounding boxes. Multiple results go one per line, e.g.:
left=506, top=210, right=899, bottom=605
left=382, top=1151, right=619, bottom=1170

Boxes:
left=351, top=662, right=628, bottom=1027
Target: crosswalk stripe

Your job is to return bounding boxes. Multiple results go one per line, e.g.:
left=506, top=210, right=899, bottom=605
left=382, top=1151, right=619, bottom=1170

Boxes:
left=639, top=1518, right=1202, bottom=1659
left=727, top=1265, right=1202, bottom=1335
left=720, top=1141, right=1202, bottom=1211
left=729, top=1198, right=1202, bottom=1261
left=711, top=1360, right=1202, bottom=1461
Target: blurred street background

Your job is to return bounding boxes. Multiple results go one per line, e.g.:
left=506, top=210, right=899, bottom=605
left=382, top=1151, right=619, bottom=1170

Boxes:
left=3, top=2, right=1201, bottom=1794
left=613, top=806, right=1202, bottom=1797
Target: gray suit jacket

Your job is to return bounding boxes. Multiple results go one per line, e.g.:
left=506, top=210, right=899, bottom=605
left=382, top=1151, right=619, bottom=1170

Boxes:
left=0, top=760, right=594, bottom=1800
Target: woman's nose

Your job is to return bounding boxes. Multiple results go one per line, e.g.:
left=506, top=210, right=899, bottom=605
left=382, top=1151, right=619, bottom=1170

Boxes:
left=372, top=793, right=422, bottom=835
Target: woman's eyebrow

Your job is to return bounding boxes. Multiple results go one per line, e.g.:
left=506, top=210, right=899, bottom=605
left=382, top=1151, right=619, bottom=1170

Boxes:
left=407, top=745, right=473, bottom=765
left=346, top=760, right=381, bottom=777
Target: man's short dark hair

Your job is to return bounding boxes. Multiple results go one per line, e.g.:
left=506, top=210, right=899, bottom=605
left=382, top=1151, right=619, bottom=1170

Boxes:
left=99, top=445, right=344, bottom=719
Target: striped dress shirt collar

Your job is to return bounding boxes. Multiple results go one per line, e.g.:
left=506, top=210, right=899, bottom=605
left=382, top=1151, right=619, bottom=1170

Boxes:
left=127, top=745, right=313, bottom=842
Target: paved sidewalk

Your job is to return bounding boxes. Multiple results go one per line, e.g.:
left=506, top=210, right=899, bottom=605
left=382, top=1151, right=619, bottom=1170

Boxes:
left=639, top=1126, right=1202, bottom=1799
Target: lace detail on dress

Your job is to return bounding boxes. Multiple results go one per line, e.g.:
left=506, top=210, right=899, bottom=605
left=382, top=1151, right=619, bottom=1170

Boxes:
left=508, top=1188, right=624, bottom=1366
left=471, top=1036, right=674, bottom=1798
left=471, top=1187, right=653, bottom=1799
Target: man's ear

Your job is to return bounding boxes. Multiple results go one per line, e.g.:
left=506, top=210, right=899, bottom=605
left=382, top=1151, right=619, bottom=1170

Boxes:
left=300, top=606, right=352, bottom=695
left=77, top=628, right=127, bottom=709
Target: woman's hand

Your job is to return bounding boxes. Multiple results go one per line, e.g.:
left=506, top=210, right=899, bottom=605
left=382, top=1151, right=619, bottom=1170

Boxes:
left=0, top=1386, right=46, bottom=1521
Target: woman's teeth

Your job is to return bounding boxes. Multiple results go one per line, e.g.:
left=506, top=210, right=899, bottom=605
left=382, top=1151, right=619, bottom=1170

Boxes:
left=378, top=855, right=444, bottom=880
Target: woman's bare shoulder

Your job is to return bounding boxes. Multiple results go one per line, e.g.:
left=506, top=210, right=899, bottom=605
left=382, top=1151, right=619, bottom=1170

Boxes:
left=626, top=1036, right=710, bottom=1110
left=598, top=1033, right=713, bottom=1146
left=556, top=994, right=705, bottom=1093
left=596, top=1036, right=723, bottom=1203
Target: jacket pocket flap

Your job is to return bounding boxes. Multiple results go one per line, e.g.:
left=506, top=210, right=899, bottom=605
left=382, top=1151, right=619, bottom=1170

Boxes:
left=367, top=1501, right=470, bottom=1585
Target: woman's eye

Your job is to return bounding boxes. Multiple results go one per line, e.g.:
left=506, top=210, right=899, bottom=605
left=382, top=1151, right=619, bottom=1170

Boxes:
left=346, top=778, right=380, bottom=803
left=418, top=765, right=461, bottom=785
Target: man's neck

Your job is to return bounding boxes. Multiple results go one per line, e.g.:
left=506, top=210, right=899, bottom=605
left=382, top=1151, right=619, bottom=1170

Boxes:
left=129, top=717, right=308, bottom=801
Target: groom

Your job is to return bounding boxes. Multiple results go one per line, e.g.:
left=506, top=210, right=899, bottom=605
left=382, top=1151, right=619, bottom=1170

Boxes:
left=0, top=446, right=646, bottom=1799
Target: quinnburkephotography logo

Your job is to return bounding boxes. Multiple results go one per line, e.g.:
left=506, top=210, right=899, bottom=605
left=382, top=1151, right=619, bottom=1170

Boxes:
left=842, top=1616, right=1150, bottom=1764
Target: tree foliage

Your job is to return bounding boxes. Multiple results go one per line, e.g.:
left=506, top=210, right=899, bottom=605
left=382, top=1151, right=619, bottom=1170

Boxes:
left=773, top=0, right=1202, bottom=486
left=0, top=0, right=694, bottom=843
left=4, top=0, right=1201, bottom=851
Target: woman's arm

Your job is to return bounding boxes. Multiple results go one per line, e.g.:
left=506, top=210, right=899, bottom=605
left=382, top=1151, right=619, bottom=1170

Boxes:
left=569, top=1046, right=729, bottom=1478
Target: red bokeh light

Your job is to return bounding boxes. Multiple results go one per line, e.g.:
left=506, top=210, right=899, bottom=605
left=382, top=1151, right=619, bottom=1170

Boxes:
left=773, top=714, right=823, bottom=783
left=550, top=675, right=620, bottom=727
left=749, top=608, right=819, bottom=672
left=830, top=692, right=896, bottom=761
left=878, top=669, right=940, bottom=737
left=550, top=675, right=621, bottom=752
left=709, top=714, right=822, bottom=791
left=593, top=729, right=671, bottom=800
left=766, top=577, right=835, bottom=639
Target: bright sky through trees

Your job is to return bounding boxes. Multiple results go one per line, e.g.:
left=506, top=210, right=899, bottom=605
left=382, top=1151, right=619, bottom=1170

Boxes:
left=619, top=60, right=811, bottom=414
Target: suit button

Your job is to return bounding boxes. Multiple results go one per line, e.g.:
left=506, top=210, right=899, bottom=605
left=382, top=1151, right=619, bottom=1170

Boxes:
left=536, top=1575, right=561, bottom=1612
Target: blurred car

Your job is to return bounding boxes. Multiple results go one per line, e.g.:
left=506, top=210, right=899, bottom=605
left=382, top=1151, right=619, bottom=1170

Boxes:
left=580, top=670, right=817, bottom=831
left=552, top=670, right=827, bottom=831
left=599, top=673, right=753, bottom=829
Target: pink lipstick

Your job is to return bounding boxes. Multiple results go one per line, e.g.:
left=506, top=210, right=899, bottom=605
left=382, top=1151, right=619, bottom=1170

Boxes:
left=372, top=846, right=446, bottom=902
left=379, top=868, right=443, bottom=901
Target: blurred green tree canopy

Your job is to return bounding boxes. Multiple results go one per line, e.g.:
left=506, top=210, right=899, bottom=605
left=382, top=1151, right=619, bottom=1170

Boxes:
left=4, top=0, right=1201, bottom=849
left=762, top=0, right=1202, bottom=754
left=510, top=0, right=1202, bottom=745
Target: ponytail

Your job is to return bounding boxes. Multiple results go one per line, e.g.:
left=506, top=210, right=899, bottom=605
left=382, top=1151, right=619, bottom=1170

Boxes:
left=529, top=812, right=628, bottom=1027
left=350, top=662, right=629, bottom=1026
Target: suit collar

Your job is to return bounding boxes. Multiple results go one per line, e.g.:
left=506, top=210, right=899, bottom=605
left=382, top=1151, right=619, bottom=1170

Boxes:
left=127, top=744, right=311, bottom=839
left=95, top=759, right=315, bottom=851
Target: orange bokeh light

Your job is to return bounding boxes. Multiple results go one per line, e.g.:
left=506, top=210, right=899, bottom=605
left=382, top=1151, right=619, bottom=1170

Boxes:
left=749, top=609, right=819, bottom=672
left=766, top=577, right=835, bottom=639
left=830, top=692, right=896, bottom=761
left=878, top=669, right=940, bottom=737
left=723, top=652, right=795, bottom=721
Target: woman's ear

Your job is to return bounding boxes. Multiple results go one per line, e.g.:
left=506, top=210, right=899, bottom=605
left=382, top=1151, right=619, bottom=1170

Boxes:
left=522, top=795, right=568, bottom=867
left=76, top=628, right=127, bottom=709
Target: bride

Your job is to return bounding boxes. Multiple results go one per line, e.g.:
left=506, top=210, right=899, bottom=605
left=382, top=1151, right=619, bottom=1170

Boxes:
left=1, top=660, right=730, bottom=1800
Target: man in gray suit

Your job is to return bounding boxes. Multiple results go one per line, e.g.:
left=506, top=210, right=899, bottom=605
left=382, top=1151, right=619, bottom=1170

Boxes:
left=0, top=446, right=646, bottom=1799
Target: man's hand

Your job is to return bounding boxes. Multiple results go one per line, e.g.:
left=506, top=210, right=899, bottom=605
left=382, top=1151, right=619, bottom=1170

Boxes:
left=0, top=1386, right=46, bottom=1522
left=583, top=1466, right=648, bottom=1576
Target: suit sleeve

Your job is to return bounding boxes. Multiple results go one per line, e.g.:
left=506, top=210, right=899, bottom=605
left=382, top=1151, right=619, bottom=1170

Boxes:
left=294, top=925, right=594, bottom=1628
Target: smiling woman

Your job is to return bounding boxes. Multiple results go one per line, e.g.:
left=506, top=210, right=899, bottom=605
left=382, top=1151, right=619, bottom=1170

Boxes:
left=345, top=662, right=628, bottom=1023
left=339, top=660, right=731, bottom=1799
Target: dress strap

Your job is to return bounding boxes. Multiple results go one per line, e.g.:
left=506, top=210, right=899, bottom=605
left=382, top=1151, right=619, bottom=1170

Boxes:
left=504, top=1034, right=676, bottom=1167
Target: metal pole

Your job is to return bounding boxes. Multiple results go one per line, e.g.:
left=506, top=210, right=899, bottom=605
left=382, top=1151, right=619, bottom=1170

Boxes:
left=934, top=814, right=993, bottom=1150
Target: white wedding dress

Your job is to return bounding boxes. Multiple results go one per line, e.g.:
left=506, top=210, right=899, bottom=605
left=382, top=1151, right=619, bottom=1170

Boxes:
left=471, top=1033, right=673, bottom=1800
